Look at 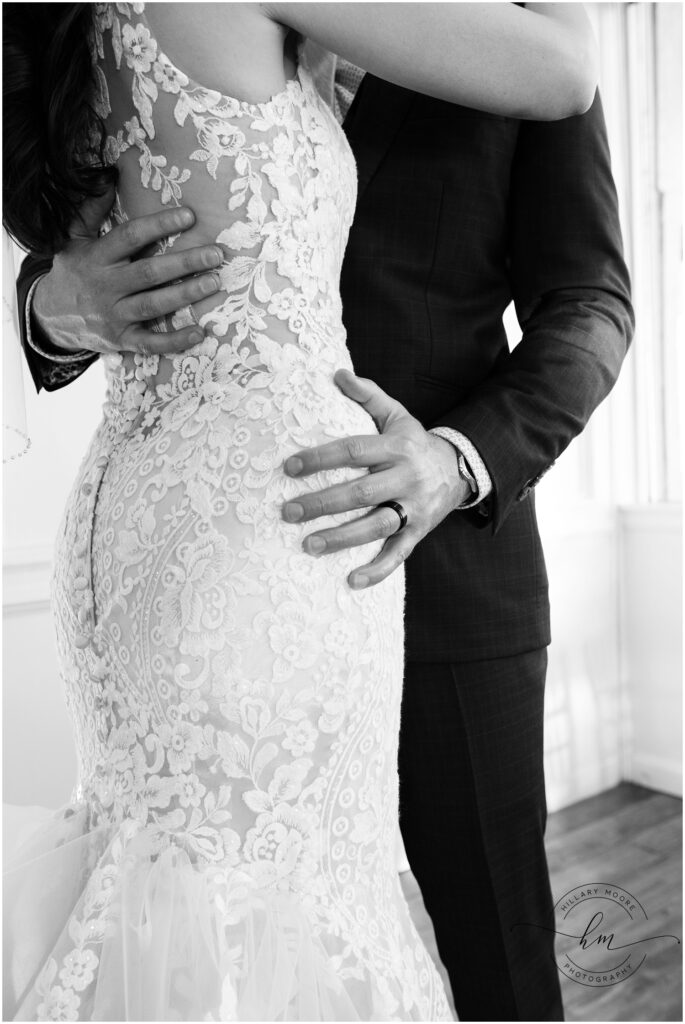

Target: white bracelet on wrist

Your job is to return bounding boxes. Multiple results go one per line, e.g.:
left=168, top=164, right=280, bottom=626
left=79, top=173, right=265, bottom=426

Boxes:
left=429, top=426, right=493, bottom=509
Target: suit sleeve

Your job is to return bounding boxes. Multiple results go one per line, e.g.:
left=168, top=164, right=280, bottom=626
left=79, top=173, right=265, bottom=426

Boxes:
left=17, top=253, right=99, bottom=394
left=431, top=91, right=634, bottom=534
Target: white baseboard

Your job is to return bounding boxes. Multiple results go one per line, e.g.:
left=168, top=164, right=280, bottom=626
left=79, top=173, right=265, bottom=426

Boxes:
left=626, top=753, right=683, bottom=797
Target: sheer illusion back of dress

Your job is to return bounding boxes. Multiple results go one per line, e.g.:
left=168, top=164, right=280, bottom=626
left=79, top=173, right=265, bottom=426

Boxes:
left=3, top=4, right=452, bottom=1020
left=96, top=5, right=357, bottom=378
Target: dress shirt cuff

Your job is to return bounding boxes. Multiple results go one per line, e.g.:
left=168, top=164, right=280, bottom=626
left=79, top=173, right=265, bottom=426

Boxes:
left=24, top=278, right=94, bottom=363
left=429, top=427, right=493, bottom=509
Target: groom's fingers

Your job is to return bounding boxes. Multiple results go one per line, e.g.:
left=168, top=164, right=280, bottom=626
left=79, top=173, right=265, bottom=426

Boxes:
left=97, top=207, right=196, bottom=263
left=119, top=245, right=223, bottom=294
left=285, top=434, right=403, bottom=477
left=301, top=505, right=407, bottom=556
left=282, top=467, right=405, bottom=523
left=347, top=532, right=416, bottom=590
left=118, top=272, right=221, bottom=325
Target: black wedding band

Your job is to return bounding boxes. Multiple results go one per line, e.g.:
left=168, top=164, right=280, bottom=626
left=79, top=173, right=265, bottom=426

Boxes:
left=377, top=500, right=408, bottom=534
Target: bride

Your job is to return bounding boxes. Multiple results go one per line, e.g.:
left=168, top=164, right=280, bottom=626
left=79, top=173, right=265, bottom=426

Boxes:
left=3, top=3, right=596, bottom=1020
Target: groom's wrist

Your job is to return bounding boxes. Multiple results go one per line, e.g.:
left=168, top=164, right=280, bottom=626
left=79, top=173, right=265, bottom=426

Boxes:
left=28, top=277, right=93, bottom=361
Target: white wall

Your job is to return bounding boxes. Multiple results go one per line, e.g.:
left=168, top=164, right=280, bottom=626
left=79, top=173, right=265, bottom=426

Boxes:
left=538, top=500, right=624, bottom=812
left=3, top=356, right=105, bottom=554
left=620, top=504, right=682, bottom=796
left=3, top=351, right=106, bottom=806
left=2, top=601, right=77, bottom=807
left=536, top=492, right=683, bottom=810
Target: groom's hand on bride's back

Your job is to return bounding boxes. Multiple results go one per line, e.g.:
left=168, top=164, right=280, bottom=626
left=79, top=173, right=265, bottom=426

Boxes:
left=32, top=188, right=223, bottom=357
left=282, top=369, right=473, bottom=589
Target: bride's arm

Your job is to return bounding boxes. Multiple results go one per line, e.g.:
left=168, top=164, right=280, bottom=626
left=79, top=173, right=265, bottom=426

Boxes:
left=264, top=2, right=598, bottom=120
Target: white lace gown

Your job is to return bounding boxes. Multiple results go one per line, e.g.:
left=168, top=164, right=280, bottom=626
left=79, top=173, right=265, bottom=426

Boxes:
left=4, top=5, right=452, bottom=1020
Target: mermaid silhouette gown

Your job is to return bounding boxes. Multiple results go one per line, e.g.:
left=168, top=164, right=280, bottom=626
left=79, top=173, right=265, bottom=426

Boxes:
left=3, top=5, right=452, bottom=1020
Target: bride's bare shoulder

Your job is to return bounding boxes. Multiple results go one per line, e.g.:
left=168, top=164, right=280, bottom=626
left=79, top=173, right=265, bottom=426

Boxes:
left=140, top=2, right=293, bottom=104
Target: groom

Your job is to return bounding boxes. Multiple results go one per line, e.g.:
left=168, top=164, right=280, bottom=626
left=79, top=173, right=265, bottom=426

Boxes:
left=16, top=54, right=632, bottom=1023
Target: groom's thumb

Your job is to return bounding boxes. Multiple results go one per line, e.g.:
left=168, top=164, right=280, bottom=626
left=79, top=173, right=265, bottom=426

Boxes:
left=334, top=368, right=402, bottom=432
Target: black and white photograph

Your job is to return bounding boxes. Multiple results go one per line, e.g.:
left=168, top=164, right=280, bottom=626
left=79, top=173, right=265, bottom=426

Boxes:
left=2, top=2, right=682, bottom=1021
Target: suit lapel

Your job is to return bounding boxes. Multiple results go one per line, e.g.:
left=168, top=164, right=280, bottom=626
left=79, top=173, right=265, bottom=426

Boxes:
left=343, top=75, right=416, bottom=201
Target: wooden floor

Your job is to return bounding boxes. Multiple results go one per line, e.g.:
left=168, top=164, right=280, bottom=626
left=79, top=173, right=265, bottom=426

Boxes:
left=400, top=783, right=682, bottom=1022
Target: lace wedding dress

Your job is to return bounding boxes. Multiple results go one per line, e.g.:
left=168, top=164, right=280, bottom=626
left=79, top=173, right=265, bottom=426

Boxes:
left=4, top=5, right=452, bottom=1020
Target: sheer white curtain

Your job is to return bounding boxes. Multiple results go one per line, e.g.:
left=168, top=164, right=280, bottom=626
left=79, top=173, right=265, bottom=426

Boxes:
left=535, top=2, right=682, bottom=510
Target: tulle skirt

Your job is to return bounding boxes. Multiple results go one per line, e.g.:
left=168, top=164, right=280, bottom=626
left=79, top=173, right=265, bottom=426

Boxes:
left=3, top=803, right=389, bottom=1022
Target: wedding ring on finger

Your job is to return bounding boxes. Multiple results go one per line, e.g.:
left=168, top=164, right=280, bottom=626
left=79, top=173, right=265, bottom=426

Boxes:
left=302, top=501, right=407, bottom=557
left=377, top=500, right=408, bottom=535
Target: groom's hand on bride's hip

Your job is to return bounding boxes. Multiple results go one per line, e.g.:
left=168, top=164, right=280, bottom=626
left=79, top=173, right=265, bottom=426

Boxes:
left=32, top=189, right=223, bottom=357
left=282, top=369, right=471, bottom=589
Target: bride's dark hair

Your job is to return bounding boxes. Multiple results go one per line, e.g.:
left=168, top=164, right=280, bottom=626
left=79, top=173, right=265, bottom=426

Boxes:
left=3, top=3, right=117, bottom=255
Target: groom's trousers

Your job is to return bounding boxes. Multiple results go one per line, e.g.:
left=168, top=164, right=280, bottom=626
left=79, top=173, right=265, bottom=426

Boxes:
left=399, top=651, right=563, bottom=1022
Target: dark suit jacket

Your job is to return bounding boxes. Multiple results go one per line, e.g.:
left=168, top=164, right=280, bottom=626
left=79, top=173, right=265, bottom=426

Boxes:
left=17, top=81, right=633, bottom=663
left=340, top=79, right=632, bottom=661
